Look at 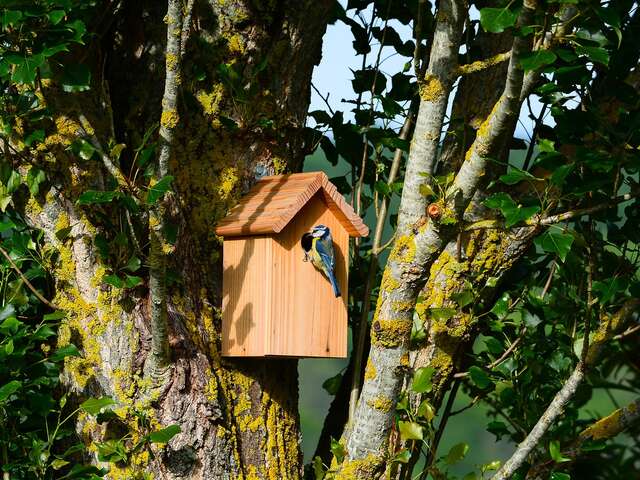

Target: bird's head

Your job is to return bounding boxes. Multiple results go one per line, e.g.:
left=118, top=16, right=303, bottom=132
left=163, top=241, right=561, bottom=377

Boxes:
left=311, top=224, right=330, bottom=238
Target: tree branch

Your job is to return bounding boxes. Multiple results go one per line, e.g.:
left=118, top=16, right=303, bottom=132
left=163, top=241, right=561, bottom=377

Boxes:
left=396, top=0, right=466, bottom=235
left=491, top=299, right=640, bottom=480
left=146, top=0, right=187, bottom=379
left=0, top=244, right=58, bottom=310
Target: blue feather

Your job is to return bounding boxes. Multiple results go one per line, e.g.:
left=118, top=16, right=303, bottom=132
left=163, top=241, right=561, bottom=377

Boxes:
left=309, top=227, right=341, bottom=297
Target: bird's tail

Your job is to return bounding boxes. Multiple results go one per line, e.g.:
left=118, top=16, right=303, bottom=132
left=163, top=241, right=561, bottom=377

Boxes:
left=328, top=270, right=341, bottom=298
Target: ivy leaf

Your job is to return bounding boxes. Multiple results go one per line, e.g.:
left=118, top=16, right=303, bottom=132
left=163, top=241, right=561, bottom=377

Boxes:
left=592, top=278, right=627, bottom=304
left=124, top=274, right=143, bottom=289
left=535, top=225, right=574, bottom=262
left=499, top=167, right=541, bottom=185
left=48, top=10, right=66, bottom=25
left=430, top=307, right=456, bottom=321
left=419, top=183, right=435, bottom=197
left=468, top=366, right=493, bottom=389
left=12, top=54, right=44, bottom=84
left=330, top=438, right=346, bottom=463
left=550, top=440, right=571, bottom=463
left=417, top=399, right=435, bottom=421
left=149, top=425, right=181, bottom=443
left=80, top=396, right=116, bottom=415
left=550, top=472, right=571, bottom=480
left=452, top=289, right=474, bottom=308
left=398, top=420, right=423, bottom=441
left=445, top=442, right=469, bottom=465
left=26, top=168, right=46, bottom=195
left=575, top=45, right=609, bottom=66
left=50, top=344, right=81, bottom=362
left=519, top=50, right=557, bottom=71
left=77, top=190, right=120, bottom=205
left=103, top=274, right=124, bottom=288
left=483, top=192, right=540, bottom=227
left=411, top=367, right=435, bottom=393
left=146, top=175, right=174, bottom=205
left=0, top=380, right=22, bottom=403
left=479, top=7, right=518, bottom=33
left=322, top=373, right=342, bottom=395
left=392, top=449, right=412, bottom=464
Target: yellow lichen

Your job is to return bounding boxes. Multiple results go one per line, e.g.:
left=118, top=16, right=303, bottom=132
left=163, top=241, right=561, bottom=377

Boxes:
left=371, top=318, right=412, bottom=348
left=364, top=359, right=377, bottom=381
left=389, top=235, right=416, bottom=264
left=581, top=409, right=623, bottom=440
left=367, top=396, right=394, bottom=413
left=217, top=166, right=239, bottom=201
left=166, top=52, right=178, bottom=71
left=334, top=453, right=383, bottom=479
left=161, top=109, right=179, bottom=129
left=419, top=74, right=444, bottom=102
left=457, top=51, right=511, bottom=76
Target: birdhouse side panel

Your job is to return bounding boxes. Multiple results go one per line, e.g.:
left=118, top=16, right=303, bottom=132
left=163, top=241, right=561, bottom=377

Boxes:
left=221, top=236, right=272, bottom=356
left=268, top=193, right=348, bottom=358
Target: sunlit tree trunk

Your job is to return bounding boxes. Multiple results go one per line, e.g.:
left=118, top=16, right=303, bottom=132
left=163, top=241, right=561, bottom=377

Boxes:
left=20, top=1, right=332, bottom=478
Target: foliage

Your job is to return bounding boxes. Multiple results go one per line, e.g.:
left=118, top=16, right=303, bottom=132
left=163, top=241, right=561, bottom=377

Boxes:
left=308, top=0, right=640, bottom=478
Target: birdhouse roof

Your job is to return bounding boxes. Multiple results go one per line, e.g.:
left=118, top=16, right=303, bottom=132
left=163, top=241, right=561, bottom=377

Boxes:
left=215, top=171, right=369, bottom=238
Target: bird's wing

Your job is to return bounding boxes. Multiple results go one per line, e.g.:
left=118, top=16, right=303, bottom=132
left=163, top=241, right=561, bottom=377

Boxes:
left=314, top=238, right=335, bottom=270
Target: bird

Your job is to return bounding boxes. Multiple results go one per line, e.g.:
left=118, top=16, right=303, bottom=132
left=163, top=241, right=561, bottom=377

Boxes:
left=301, top=224, right=341, bottom=297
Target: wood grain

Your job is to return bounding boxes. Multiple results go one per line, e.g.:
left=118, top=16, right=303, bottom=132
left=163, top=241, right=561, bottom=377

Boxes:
left=220, top=192, right=349, bottom=358
left=215, top=172, right=369, bottom=238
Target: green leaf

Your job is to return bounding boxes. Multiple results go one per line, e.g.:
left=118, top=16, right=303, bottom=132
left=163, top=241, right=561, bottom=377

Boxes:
left=48, top=10, right=66, bottom=25
left=419, top=183, right=435, bottom=197
left=71, top=139, right=96, bottom=160
left=146, top=175, right=174, bottom=204
left=77, top=190, right=120, bottom=205
left=445, top=442, right=469, bottom=465
left=312, top=456, right=325, bottom=480
left=469, top=366, right=492, bottom=389
left=392, top=449, right=411, bottom=464
left=80, top=396, right=116, bottom=415
left=2, top=10, right=23, bottom=27
left=550, top=473, right=571, bottom=480
left=575, top=45, right=609, bottom=66
left=124, top=274, right=143, bottom=288
left=103, top=274, right=124, bottom=288
left=44, top=311, right=66, bottom=321
left=61, top=64, right=91, bottom=92
left=484, top=192, right=539, bottom=228
left=0, top=380, right=22, bottom=403
left=535, top=226, right=574, bottom=262
left=519, top=50, right=557, bottom=71
left=330, top=438, right=346, bottom=463
left=417, top=399, right=435, bottom=421
left=12, top=54, right=44, bottom=84
left=452, top=289, right=474, bottom=308
left=27, top=168, right=46, bottom=195
left=149, top=424, right=181, bottom=443
left=592, top=278, right=627, bottom=304
left=550, top=440, right=571, bottom=463
left=479, top=7, right=518, bottom=33
left=96, top=439, right=128, bottom=463
left=430, top=307, right=456, bottom=321
left=322, top=373, right=342, bottom=395
left=398, top=420, right=423, bottom=441
left=25, top=129, right=45, bottom=147
left=125, top=256, right=141, bottom=272
left=499, top=167, right=541, bottom=185
left=50, top=344, right=81, bottom=362
left=412, top=367, right=435, bottom=393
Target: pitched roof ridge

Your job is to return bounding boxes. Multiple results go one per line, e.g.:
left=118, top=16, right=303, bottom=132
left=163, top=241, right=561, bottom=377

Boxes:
left=272, top=172, right=325, bottom=233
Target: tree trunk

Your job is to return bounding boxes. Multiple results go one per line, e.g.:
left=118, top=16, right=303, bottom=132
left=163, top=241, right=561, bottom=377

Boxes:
left=20, top=1, right=332, bottom=478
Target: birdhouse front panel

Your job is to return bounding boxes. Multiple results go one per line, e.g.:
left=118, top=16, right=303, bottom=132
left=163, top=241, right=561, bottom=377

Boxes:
left=268, top=192, right=348, bottom=358
left=216, top=172, right=369, bottom=359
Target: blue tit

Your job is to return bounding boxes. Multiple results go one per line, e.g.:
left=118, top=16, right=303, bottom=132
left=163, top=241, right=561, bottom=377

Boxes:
left=301, top=224, right=341, bottom=297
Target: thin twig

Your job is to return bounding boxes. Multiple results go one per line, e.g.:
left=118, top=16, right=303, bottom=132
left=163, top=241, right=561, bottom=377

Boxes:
left=0, top=244, right=58, bottom=310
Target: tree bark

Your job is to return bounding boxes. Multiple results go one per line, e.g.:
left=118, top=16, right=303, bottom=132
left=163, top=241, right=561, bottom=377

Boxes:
left=20, top=1, right=332, bottom=478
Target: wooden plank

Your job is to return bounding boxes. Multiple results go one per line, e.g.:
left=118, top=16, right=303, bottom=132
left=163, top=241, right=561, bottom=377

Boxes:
left=221, top=236, right=271, bottom=356
left=268, top=193, right=348, bottom=358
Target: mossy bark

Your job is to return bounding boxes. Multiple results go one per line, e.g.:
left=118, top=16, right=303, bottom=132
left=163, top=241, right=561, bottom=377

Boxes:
left=18, top=1, right=332, bottom=478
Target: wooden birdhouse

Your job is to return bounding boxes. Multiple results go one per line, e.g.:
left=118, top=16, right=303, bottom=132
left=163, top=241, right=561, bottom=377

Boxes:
left=215, top=171, right=369, bottom=358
